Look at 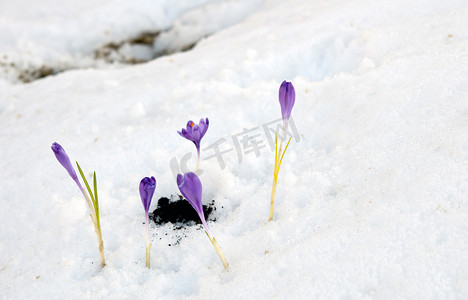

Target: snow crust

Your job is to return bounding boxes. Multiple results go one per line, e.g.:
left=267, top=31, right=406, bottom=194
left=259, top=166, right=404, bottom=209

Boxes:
left=0, top=0, right=467, bottom=299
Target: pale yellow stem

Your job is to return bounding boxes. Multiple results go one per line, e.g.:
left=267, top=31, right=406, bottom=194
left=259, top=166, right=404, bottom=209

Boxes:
left=82, top=190, right=105, bottom=267
left=145, top=214, right=151, bottom=268
left=81, top=189, right=97, bottom=224
left=195, top=147, right=201, bottom=174
left=269, top=122, right=292, bottom=222
left=146, top=244, right=152, bottom=268
left=210, top=235, right=230, bottom=271
left=195, top=157, right=200, bottom=174
left=269, top=132, right=284, bottom=221
left=269, top=176, right=278, bottom=221
left=96, top=228, right=106, bottom=267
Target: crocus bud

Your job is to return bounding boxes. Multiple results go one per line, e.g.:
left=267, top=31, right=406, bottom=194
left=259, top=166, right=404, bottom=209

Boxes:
left=51, top=142, right=78, bottom=182
left=279, top=81, right=295, bottom=123
left=177, top=171, right=229, bottom=270
left=51, top=142, right=106, bottom=267
left=176, top=172, right=211, bottom=236
left=139, top=176, right=156, bottom=214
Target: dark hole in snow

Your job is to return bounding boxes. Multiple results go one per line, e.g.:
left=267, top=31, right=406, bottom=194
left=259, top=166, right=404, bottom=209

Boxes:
left=148, top=195, right=217, bottom=246
left=149, top=195, right=216, bottom=226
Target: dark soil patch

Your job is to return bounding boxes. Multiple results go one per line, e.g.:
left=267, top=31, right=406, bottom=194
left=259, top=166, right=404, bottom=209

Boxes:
left=150, top=195, right=216, bottom=226
left=3, top=29, right=201, bottom=83
left=18, top=65, right=56, bottom=83
left=148, top=195, right=218, bottom=246
left=0, top=58, right=62, bottom=83
left=94, top=30, right=160, bottom=64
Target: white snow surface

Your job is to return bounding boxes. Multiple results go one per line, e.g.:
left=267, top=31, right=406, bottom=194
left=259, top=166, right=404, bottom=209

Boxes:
left=0, top=0, right=262, bottom=82
left=1, top=0, right=468, bottom=299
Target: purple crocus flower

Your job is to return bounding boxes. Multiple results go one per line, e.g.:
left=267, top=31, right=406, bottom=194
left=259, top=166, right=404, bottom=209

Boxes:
left=176, top=172, right=211, bottom=237
left=139, top=176, right=156, bottom=268
left=51, top=142, right=84, bottom=191
left=139, top=176, right=156, bottom=214
left=177, top=118, right=209, bottom=156
left=177, top=171, right=229, bottom=270
left=279, top=81, right=295, bottom=124
left=51, top=142, right=78, bottom=181
left=51, top=142, right=106, bottom=267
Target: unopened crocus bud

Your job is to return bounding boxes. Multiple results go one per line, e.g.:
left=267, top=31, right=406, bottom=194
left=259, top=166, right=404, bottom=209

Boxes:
left=51, top=142, right=106, bottom=267
left=51, top=142, right=78, bottom=182
left=176, top=172, right=211, bottom=236
left=139, top=176, right=156, bottom=214
left=176, top=171, right=229, bottom=270
left=269, top=81, right=296, bottom=222
left=278, top=81, right=295, bottom=124
left=139, top=176, right=156, bottom=268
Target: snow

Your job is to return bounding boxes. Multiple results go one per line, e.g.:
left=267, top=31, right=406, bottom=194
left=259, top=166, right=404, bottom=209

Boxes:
left=0, top=0, right=267, bottom=83
left=1, top=0, right=468, bottom=299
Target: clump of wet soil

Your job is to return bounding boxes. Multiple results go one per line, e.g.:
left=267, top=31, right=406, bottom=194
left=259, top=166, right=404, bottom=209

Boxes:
left=149, top=195, right=218, bottom=246
left=150, top=195, right=216, bottom=225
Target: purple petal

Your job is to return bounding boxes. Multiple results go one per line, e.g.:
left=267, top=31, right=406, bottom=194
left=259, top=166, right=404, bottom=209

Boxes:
left=139, top=176, right=156, bottom=214
left=177, top=172, right=202, bottom=214
left=51, top=142, right=78, bottom=182
left=177, top=172, right=210, bottom=233
left=191, top=125, right=201, bottom=141
left=279, top=81, right=295, bottom=122
left=180, top=128, right=190, bottom=139
left=199, top=118, right=209, bottom=138
left=186, top=120, right=194, bottom=134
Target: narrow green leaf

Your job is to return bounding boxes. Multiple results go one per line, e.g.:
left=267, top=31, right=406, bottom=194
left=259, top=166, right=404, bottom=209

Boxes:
left=93, top=172, right=100, bottom=226
left=76, top=161, right=95, bottom=204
